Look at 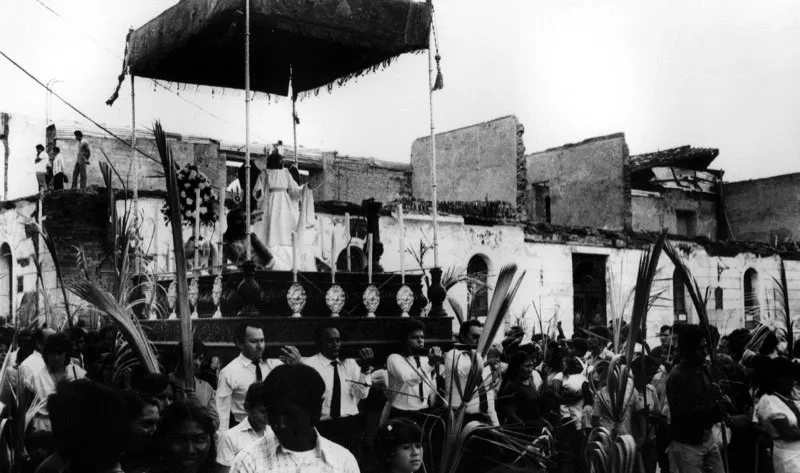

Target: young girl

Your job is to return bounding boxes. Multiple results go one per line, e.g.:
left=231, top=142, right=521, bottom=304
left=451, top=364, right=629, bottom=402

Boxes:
left=373, top=419, right=424, bottom=473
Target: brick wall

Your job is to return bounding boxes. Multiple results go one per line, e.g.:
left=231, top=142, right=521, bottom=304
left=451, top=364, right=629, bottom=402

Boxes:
left=724, top=173, right=800, bottom=243
left=49, top=125, right=223, bottom=193
left=318, top=152, right=411, bottom=205
left=411, top=116, right=520, bottom=204
left=41, top=190, right=115, bottom=292
left=526, top=133, right=630, bottom=231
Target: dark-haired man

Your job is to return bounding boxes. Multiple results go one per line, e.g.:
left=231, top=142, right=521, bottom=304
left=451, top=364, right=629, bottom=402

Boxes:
left=666, top=325, right=726, bottom=473
left=283, top=325, right=373, bottom=456
left=216, top=382, right=268, bottom=473
left=71, top=130, right=89, bottom=189
left=386, top=319, right=442, bottom=424
left=442, top=320, right=499, bottom=426
left=215, top=323, right=282, bottom=431
left=34, top=144, right=48, bottom=193
left=229, top=364, right=359, bottom=473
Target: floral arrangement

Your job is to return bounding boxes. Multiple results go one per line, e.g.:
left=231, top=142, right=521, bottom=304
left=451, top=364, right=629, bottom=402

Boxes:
left=161, top=163, right=219, bottom=227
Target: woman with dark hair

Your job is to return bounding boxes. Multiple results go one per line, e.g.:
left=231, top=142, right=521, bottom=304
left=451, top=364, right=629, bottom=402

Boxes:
left=498, top=351, right=546, bottom=430
left=753, top=357, right=800, bottom=473
left=151, top=400, right=218, bottom=473
left=372, top=419, right=424, bottom=473
left=137, top=373, right=175, bottom=412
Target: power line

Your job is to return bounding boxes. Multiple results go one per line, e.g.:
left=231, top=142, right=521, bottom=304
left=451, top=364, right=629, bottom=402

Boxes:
left=0, top=48, right=160, bottom=165
left=30, top=0, right=263, bottom=137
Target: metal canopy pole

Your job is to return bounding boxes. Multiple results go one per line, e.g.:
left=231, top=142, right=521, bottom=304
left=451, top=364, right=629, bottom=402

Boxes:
left=244, top=0, right=252, bottom=260
left=427, top=40, right=439, bottom=268
left=131, top=73, right=139, bottom=275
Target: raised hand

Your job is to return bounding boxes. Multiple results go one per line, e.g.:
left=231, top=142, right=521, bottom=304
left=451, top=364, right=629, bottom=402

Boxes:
left=357, top=347, right=375, bottom=373
left=280, top=345, right=303, bottom=365
left=428, top=346, right=443, bottom=366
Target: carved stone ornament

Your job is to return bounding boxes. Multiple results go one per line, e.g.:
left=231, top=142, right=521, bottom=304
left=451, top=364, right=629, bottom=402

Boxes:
left=287, top=282, right=307, bottom=318
left=396, top=285, right=414, bottom=318
left=362, top=284, right=380, bottom=318
left=325, top=284, right=346, bottom=317
left=167, top=280, right=177, bottom=319
left=189, top=277, right=199, bottom=319
left=212, top=274, right=223, bottom=319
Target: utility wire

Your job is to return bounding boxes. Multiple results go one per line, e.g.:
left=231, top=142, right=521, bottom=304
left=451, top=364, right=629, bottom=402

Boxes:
left=30, top=0, right=269, bottom=140
left=0, top=48, right=159, bottom=165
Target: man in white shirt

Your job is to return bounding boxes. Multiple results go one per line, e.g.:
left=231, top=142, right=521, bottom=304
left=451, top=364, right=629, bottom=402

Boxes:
left=284, top=325, right=374, bottom=457
left=19, top=327, right=56, bottom=392
left=215, top=323, right=282, bottom=431
left=229, top=364, right=359, bottom=473
left=52, top=146, right=67, bottom=190
left=386, top=319, right=443, bottom=425
left=34, top=145, right=49, bottom=193
left=216, top=382, right=268, bottom=473
left=441, top=320, right=499, bottom=426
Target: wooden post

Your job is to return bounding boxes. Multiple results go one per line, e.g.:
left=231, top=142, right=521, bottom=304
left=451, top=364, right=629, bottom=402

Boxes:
left=345, top=213, right=351, bottom=271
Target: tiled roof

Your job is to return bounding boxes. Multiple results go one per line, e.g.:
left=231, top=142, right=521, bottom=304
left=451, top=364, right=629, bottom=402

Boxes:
left=630, top=146, right=719, bottom=172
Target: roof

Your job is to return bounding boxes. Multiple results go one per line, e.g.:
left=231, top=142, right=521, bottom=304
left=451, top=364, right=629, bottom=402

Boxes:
left=630, top=146, right=719, bottom=173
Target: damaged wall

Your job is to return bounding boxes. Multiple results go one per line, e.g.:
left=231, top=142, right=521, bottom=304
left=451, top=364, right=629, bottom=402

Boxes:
left=724, top=173, right=800, bottom=244
left=526, top=133, right=631, bottom=231
left=0, top=198, right=44, bottom=324
left=49, top=124, right=224, bottom=193
left=632, top=189, right=718, bottom=238
left=411, top=116, right=521, bottom=205
left=318, top=153, right=412, bottom=205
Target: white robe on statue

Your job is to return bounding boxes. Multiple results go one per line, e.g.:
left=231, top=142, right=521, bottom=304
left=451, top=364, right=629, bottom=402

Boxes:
left=253, top=168, right=303, bottom=270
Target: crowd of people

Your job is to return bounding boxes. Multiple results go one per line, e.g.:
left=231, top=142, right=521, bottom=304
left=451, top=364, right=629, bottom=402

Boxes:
left=1, top=315, right=799, bottom=473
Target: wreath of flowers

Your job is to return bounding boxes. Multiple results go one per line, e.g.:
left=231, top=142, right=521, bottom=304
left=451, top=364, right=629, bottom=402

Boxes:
left=161, top=163, right=220, bottom=227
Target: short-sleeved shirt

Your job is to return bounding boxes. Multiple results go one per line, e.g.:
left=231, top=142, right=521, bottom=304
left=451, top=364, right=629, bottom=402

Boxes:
left=77, top=141, right=90, bottom=164
left=216, top=418, right=265, bottom=467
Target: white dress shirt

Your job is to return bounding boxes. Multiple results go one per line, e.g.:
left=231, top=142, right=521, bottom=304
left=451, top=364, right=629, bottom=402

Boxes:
left=302, top=353, right=370, bottom=420
left=34, top=152, right=48, bottom=173
left=229, top=428, right=359, bottom=473
left=386, top=353, right=436, bottom=411
left=216, top=418, right=265, bottom=467
left=442, top=349, right=499, bottom=426
left=216, top=354, right=282, bottom=431
left=19, top=351, right=46, bottom=391
left=53, top=153, right=65, bottom=175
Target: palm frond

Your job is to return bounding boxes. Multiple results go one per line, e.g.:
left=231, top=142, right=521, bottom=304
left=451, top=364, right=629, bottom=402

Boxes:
left=478, top=264, right=526, bottom=358
left=663, top=239, right=716, bottom=360
left=69, top=281, right=159, bottom=374
left=626, top=231, right=666, bottom=363
left=155, top=121, right=194, bottom=384
left=773, top=259, right=793, bottom=355
left=447, top=295, right=465, bottom=324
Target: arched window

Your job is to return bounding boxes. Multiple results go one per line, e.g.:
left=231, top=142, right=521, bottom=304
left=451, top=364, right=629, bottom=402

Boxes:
left=673, top=268, right=688, bottom=322
left=467, top=255, right=489, bottom=320
left=744, top=268, right=760, bottom=327
left=714, top=287, right=724, bottom=310
left=0, top=244, right=12, bottom=322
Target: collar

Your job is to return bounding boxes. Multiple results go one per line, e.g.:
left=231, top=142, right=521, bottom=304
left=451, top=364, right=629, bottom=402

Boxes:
left=274, top=429, right=332, bottom=464
left=237, top=417, right=254, bottom=433
left=237, top=353, right=260, bottom=368
left=317, top=353, right=339, bottom=364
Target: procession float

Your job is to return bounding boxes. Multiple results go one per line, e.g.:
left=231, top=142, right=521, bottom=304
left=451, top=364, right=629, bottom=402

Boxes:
left=108, top=0, right=454, bottom=365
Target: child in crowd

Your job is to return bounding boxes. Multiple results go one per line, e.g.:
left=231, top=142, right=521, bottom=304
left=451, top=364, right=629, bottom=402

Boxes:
left=373, top=419, right=424, bottom=473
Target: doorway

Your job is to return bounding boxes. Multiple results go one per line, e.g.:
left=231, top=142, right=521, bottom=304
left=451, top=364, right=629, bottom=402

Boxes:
left=572, top=254, right=607, bottom=331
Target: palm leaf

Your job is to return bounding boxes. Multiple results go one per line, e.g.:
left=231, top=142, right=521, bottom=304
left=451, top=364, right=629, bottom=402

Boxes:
left=447, top=295, right=465, bottom=324
left=773, top=259, right=793, bottom=355
left=626, top=231, right=666, bottom=364
left=69, top=281, right=159, bottom=374
left=663, top=239, right=716, bottom=361
left=478, top=264, right=526, bottom=358
left=154, top=121, right=194, bottom=384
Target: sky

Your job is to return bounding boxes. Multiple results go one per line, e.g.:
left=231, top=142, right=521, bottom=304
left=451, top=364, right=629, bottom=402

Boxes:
left=2, top=0, right=800, bottom=182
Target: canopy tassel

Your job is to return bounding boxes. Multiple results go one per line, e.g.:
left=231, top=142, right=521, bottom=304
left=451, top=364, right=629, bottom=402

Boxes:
left=433, top=54, right=444, bottom=91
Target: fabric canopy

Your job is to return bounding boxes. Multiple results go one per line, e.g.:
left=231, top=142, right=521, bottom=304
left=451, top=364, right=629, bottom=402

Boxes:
left=127, top=0, right=432, bottom=96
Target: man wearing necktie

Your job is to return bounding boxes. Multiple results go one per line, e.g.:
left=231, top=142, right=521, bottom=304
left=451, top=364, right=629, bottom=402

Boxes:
left=215, top=323, right=282, bottom=432
left=442, top=320, right=499, bottom=426
left=284, top=325, right=374, bottom=460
